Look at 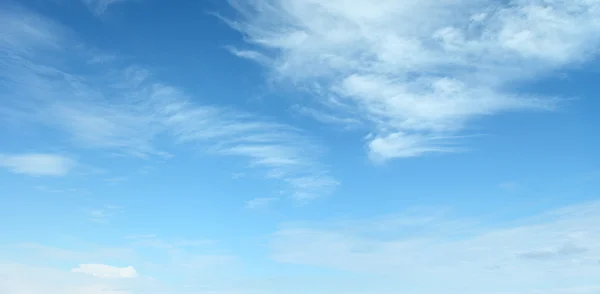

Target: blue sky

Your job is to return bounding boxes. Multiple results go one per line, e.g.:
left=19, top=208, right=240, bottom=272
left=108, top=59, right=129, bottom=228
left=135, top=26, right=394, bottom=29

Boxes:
left=1, top=0, right=599, bottom=293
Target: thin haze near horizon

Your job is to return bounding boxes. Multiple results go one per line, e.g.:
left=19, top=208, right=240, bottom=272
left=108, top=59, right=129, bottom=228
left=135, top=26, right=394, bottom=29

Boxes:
left=1, top=0, right=599, bottom=293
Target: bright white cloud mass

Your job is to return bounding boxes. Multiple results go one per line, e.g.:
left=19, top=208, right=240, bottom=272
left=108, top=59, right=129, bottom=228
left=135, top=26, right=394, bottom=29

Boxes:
left=225, top=0, right=600, bottom=160
left=0, top=0, right=599, bottom=294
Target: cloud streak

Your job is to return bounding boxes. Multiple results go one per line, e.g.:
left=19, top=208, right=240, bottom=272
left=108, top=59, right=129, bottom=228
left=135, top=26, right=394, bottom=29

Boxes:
left=0, top=5, right=337, bottom=201
left=0, top=153, right=75, bottom=176
left=224, top=0, right=600, bottom=160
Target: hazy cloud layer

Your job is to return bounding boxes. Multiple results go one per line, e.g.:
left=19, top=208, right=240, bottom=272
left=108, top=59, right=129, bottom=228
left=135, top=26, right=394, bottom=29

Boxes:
left=271, top=201, right=600, bottom=293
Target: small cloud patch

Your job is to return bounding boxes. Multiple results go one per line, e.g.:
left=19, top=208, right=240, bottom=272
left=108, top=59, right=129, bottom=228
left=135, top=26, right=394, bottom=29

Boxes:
left=0, top=153, right=75, bottom=176
left=71, top=264, right=138, bottom=279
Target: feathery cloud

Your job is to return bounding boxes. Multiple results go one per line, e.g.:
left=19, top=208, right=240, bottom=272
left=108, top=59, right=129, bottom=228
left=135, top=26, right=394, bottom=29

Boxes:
left=224, top=0, right=600, bottom=160
left=0, top=5, right=337, bottom=200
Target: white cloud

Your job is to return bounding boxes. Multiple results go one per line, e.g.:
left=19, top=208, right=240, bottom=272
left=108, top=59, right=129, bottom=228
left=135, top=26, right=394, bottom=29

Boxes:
left=0, top=262, right=255, bottom=294
left=0, top=5, right=337, bottom=201
left=245, top=197, right=279, bottom=209
left=224, top=0, right=600, bottom=161
left=367, top=132, right=461, bottom=161
left=71, top=264, right=138, bottom=279
left=0, top=263, right=164, bottom=294
left=0, top=154, right=74, bottom=176
left=270, top=201, right=600, bottom=294
left=5, top=201, right=600, bottom=294
left=290, top=104, right=363, bottom=130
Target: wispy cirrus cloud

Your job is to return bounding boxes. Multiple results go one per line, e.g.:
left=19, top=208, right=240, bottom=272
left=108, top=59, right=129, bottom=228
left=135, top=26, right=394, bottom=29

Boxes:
left=223, top=0, right=600, bottom=161
left=271, top=201, right=600, bottom=294
left=0, top=153, right=75, bottom=176
left=0, top=4, right=337, bottom=201
left=0, top=6, right=65, bottom=55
